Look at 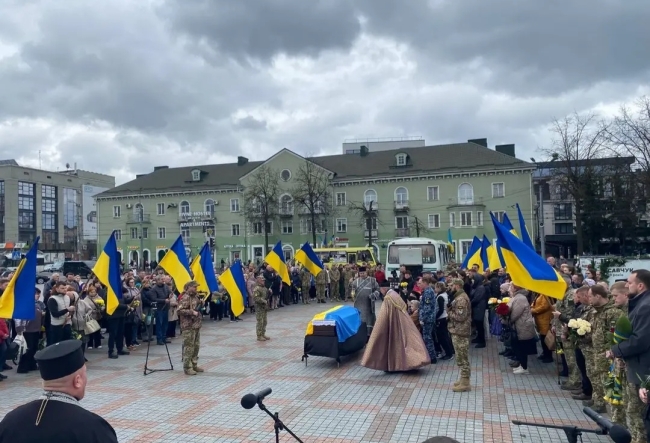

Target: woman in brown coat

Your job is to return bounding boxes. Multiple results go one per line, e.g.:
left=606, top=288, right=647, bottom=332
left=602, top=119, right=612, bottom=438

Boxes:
left=531, top=293, right=553, bottom=363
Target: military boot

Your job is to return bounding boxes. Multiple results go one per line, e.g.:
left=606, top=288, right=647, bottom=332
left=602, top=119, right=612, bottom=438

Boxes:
left=193, top=366, right=205, bottom=373
left=257, top=336, right=267, bottom=342
left=184, top=368, right=197, bottom=376
left=452, top=377, right=471, bottom=392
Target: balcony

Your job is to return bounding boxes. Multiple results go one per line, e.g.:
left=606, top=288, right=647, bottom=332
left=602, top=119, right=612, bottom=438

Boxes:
left=446, top=196, right=485, bottom=209
left=395, top=228, right=410, bottom=238
left=279, top=206, right=294, bottom=217
left=394, top=200, right=409, bottom=212
left=363, top=229, right=378, bottom=239
left=126, top=214, right=151, bottom=224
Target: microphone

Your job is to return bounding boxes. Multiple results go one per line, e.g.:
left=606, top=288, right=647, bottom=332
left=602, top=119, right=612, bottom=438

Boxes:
left=240, top=388, right=273, bottom=410
left=583, top=407, right=631, bottom=443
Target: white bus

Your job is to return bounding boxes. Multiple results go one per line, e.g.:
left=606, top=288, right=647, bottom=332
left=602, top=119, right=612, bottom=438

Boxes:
left=385, top=237, right=451, bottom=278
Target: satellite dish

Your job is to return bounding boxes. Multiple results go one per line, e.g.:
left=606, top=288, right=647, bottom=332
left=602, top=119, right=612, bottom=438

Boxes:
left=65, top=163, right=70, bottom=169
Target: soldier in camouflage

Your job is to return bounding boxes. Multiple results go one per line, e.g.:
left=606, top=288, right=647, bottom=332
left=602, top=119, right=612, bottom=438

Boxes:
left=300, top=268, right=311, bottom=304
left=177, top=281, right=204, bottom=375
left=570, top=286, right=595, bottom=403
left=343, top=266, right=356, bottom=301
left=329, top=266, right=341, bottom=301
left=447, top=278, right=472, bottom=393
left=552, top=277, right=581, bottom=390
left=315, top=269, right=328, bottom=303
left=254, top=274, right=271, bottom=341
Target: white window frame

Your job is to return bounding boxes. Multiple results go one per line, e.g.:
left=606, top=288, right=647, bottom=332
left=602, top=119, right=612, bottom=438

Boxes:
left=460, top=211, right=472, bottom=227
left=231, top=224, right=240, bottom=236
left=114, top=230, right=122, bottom=241
left=336, top=218, right=347, bottom=233
left=395, top=216, right=409, bottom=229
left=191, top=170, right=200, bottom=181
left=394, top=187, right=408, bottom=205
left=113, top=205, right=121, bottom=218
left=492, top=182, right=505, bottom=198
left=204, top=199, right=215, bottom=214
left=396, top=153, right=407, bottom=166
left=335, top=192, right=346, bottom=206
left=142, top=227, right=148, bottom=239
left=130, top=227, right=138, bottom=239
left=493, top=211, right=506, bottom=223
left=181, top=227, right=190, bottom=240
left=266, top=221, right=273, bottom=235
left=157, top=203, right=165, bottom=216
left=230, top=198, right=240, bottom=213
left=460, top=239, right=473, bottom=259
left=281, top=220, right=293, bottom=234
left=157, top=227, right=166, bottom=239
left=449, top=212, right=456, bottom=228
left=458, top=183, right=474, bottom=205
left=427, top=186, right=439, bottom=201
left=476, top=211, right=483, bottom=227
left=279, top=194, right=293, bottom=215
left=179, top=200, right=190, bottom=215
left=363, top=189, right=378, bottom=206
left=428, top=214, right=440, bottom=229
left=253, top=222, right=263, bottom=235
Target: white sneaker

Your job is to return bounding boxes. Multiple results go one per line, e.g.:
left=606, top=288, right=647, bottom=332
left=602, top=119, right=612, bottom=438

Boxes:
left=513, top=366, right=529, bottom=375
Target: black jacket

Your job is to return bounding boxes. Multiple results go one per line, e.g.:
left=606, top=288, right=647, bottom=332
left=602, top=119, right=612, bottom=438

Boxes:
left=148, top=284, right=171, bottom=311
left=613, top=290, right=650, bottom=383
left=470, top=275, right=487, bottom=322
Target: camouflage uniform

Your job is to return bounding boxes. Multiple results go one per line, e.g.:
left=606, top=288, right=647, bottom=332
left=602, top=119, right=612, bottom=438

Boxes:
left=300, top=269, right=311, bottom=304
left=579, top=305, right=596, bottom=401
left=554, top=288, right=581, bottom=388
left=254, top=283, right=269, bottom=341
left=315, top=269, right=327, bottom=303
left=343, top=268, right=355, bottom=300
left=178, top=291, right=203, bottom=374
left=447, top=287, right=472, bottom=391
left=329, top=267, right=341, bottom=301
left=589, top=300, right=624, bottom=411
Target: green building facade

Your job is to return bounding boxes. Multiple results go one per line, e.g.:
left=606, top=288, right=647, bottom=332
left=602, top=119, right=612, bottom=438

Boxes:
left=95, top=141, right=536, bottom=266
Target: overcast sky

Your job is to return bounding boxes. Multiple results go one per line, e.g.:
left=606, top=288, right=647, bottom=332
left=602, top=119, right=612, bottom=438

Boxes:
left=1, top=0, right=648, bottom=185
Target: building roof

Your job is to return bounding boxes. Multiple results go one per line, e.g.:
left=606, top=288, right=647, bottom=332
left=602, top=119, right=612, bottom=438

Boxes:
left=97, top=141, right=533, bottom=197
left=0, top=159, right=19, bottom=166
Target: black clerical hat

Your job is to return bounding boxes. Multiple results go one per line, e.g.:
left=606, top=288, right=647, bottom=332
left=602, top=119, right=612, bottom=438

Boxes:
left=358, top=266, right=367, bottom=272
left=34, top=340, right=85, bottom=381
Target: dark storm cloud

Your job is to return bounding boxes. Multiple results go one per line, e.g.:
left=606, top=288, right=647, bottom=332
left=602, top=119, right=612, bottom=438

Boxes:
left=159, top=0, right=362, bottom=61
left=233, top=116, right=267, bottom=131
left=356, top=0, right=650, bottom=95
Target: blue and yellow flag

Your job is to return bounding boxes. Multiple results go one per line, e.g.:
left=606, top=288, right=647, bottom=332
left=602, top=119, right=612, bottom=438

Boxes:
left=305, top=305, right=361, bottom=343
left=447, top=229, right=454, bottom=254
left=502, top=213, right=517, bottom=236
left=218, top=260, right=248, bottom=316
left=483, top=235, right=503, bottom=272
left=160, top=235, right=192, bottom=290
left=265, top=241, right=290, bottom=285
left=516, top=203, right=535, bottom=251
left=295, top=242, right=324, bottom=276
left=460, top=236, right=483, bottom=270
left=93, top=231, right=123, bottom=315
left=190, top=242, right=219, bottom=296
left=0, top=238, right=39, bottom=320
left=491, top=212, right=565, bottom=299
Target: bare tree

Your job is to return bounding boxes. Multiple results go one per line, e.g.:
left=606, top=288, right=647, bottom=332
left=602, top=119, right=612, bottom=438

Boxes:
left=242, top=165, right=281, bottom=257
left=541, top=112, right=610, bottom=254
left=410, top=216, right=430, bottom=238
left=291, top=158, right=333, bottom=246
left=346, top=201, right=380, bottom=247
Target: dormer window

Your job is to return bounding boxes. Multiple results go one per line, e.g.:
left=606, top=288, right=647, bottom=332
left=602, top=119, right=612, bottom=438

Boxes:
left=396, top=153, right=407, bottom=166
left=191, top=169, right=201, bottom=181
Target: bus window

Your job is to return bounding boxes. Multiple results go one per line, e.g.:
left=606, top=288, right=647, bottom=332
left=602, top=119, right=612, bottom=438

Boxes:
left=421, top=244, right=436, bottom=264
left=348, top=253, right=356, bottom=264
left=359, top=249, right=372, bottom=263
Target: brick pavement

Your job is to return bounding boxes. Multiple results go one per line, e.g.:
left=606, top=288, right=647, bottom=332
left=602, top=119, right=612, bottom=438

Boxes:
left=0, top=302, right=612, bottom=442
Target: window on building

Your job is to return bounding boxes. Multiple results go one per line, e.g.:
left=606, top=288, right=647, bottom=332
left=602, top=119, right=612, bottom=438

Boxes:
left=365, top=217, right=378, bottom=230
left=130, top=227, right=138, bottom=239
left=18, top=196, right=34, bottom=210
left=364, top=189, right=377, bottom=207
left=41, top=185, right=56, bottom=199
left=449, top=212, right=456, bottom=227
left=181, top=227, right=190, bottom=241
left=253, top=222, right=263, bottom=235
left=460, top=211, right=472, bottom=227
left=114, top=230, right=122, bottom=241
left=42, top=213, right=56, bottom=230
left=427, top=186, right=439, bottom=201
left=302, top=218, right=326, bottom=234
left=396, top=153, right=407, bottom=166
left=180, top=201, right=190, bottom=215
left=133, top=203, right=143, bottom=221
left=395, top=187, right=408, bottom=205
left=554, top=203, right=572, bottom=221
left=428, top=214, right=440, bottom=228
left=281, top=220, right=293, bottom=234
left=458, top=183, right=474, bottom=205
left=554, top=184, right=569, bottom=200
left=113, top=205, right=121, bottom=218
left=18, top=212, right=34, bottom=229
left=157, top=227, right=166, bottom=239
left=18, top=181, right=34, bottom=196
left=231, top=224, right=240, bottom=236
left=461, top=240, right=473, bottom=257
left=493, top=211, right=505, bottom=223
left=280, top=195, right=293, bottom=214
left=42, top=199, right=56, bottom=212
left=492, top=182, right=505, bottom=198
left=230, top=198, right=240, bottom=212
left=192, top=170, right=201, bottom=181
left=395, top=216, right=409, bottom=229
left=336, top=218, right=347, bottom=233
left=142, top=227, right=148, bottom=239
left=205, top=199, right=215, bottom=214
left=554, top=223, right=574, bottom=235
left=157, top=203, right=165, bottom=215
left=476, top=211, right=483, bottom=226
left=266, top=221, right=273, bottom=234
left=336, top=192, right=346, bottom=206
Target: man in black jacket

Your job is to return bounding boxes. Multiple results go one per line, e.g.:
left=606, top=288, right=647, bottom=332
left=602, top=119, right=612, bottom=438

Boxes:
left=106, top=286, right=132, bottom=359
left=149, top=276, right=171, bottom=345
left=469, top=272, right=487, bottom=349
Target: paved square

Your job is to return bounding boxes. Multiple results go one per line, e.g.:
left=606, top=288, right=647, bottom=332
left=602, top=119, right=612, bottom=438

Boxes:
left=0, top=302, right=612, bottom=442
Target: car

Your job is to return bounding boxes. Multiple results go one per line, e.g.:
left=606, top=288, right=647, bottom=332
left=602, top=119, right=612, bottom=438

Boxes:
left=36, top=272, right=51, bottom=284
left=42, top=260, right=96, bottom=279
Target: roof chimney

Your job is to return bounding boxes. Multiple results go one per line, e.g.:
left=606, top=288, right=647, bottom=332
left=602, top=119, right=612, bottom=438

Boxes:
left=359, top=145, right=369, bottom=157
left=136, top=174, right=146, bottom=179
left=468, top=138, right=488, bottom=148
left=153, top=166, right=169, bottom=171
left=495, top=144, right=516, bottom=157
left=237, top=156, right=248, bottom=166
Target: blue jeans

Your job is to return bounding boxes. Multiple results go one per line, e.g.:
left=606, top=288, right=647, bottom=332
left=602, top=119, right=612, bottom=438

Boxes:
left=156, top=309, right=169, bottom=343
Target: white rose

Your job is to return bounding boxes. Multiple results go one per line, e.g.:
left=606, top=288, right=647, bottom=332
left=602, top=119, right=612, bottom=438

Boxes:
left=577, top=328, right=586, bottom=336
left=568, top=319, right=577, bottom=328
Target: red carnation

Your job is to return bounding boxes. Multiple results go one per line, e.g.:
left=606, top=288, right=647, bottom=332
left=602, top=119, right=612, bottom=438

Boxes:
left=495, top=303, right=510, bottom=316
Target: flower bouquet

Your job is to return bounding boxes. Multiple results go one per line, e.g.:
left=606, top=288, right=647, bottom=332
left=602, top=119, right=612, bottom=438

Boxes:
left=567, top=318, right=591, bottom=346
left=605, top=315, right=632, bottom=406
left=488, top=297, right=499, bottom=313
left=495, top=301, right=511, bottom=319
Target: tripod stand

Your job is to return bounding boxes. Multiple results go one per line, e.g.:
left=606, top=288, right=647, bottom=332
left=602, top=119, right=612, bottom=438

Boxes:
left=257, top=400, right=304, bottom=443
left=143, top=307, right=174, bottom=376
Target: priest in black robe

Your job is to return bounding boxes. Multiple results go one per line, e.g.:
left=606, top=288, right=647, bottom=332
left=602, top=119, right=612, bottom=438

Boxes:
left=0, top=339, right=118, bottom=443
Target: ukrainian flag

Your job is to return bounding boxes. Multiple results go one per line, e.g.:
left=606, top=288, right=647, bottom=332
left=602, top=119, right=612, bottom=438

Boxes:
left=264, top=241, right=290, bottom=285
left=295, top=242, right=324, bottom=276
left=502, top=213, right=518, bottom=236
left=483, top=235, right=503, bottom=272
left=93, top=232, right=123, bottom=315
left=190, top=242, right=219, bottom=297
left=0, top=238, right=39, bottom=320
left=460, top=236, right=483, bottom=270
left=218, top=260, right=247, bottom=316
left=516, top=203, right=535, bottom=251
left=159, top=235, right=192, bottom=290
left=490, top=212, right=565, bottom=299
left=447, top=229, right=455, bottom=255
left=305, top=305, right=361, bottom=343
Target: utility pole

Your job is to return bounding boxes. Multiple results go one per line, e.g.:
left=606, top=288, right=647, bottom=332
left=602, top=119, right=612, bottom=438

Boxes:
left=414, top=216, right=420, bottom=237
left=539, top=183, right=546, bottom=259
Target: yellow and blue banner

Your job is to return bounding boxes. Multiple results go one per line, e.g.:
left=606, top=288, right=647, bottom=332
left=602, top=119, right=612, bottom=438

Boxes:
left=218, top=260, right=248, bottom=316
left=265, top=241, right=290, bottom=285
left=490, top=212, right=565, bottom=299
left=447, top=229, right=454, bottom=254
left=160, top=235, right=192, bottom=290
left=502, top=213, right=517, bottom=236
left=190, top=242, right=219, bottom=296
left=483, top=235, right=503, bottom=272
left=295, top=242, right=324, bottom=276
left=460, top=236, right=483, bottom=270
left=0, top=238, right=39, bottom=320
left=93, top=231, right=123, bottom=315
left=305, top=305, right=361, bottom=342
left=516, top=203, right=535, bottom=251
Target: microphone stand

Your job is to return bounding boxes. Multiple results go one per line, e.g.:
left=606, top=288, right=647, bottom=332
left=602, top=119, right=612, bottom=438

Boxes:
left=256, top=399, right=304, bottom=443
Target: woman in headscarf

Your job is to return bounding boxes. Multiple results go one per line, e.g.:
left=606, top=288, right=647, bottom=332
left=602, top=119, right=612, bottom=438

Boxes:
left=361, top=281, right=431, bottom=372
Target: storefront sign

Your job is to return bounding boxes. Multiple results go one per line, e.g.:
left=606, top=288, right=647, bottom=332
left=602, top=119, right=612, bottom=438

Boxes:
left=180, top=220, right=212, bottom=227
